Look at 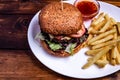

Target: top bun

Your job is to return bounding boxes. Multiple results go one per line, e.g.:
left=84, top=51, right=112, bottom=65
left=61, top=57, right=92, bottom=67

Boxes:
left=39, top=2, right=83, bottom=35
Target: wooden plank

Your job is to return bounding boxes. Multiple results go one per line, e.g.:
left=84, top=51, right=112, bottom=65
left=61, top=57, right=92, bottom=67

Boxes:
left=0, top=15, right=33, bottom=49
left=0, top=1, right=61, bottom=14
left=0, top=0, right=61, bottom=2
left=0, top=2, right=47, bottom=14
left=0, top=50, right=66, bottom=79
left=0, top=0, right=65, bottom=14
left=103, top=1, right=120, bottom=7
left=0, top=1, right=120, bottom=15
left=0, top=50, right=119, bottom=80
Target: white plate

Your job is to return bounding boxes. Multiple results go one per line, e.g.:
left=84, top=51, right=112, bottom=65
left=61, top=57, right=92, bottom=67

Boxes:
left=28, top=1, right=120, bottom=79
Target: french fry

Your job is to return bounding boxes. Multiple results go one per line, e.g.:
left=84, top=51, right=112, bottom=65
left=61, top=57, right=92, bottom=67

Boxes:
left=116, top=54, right=120, bottom=64
left=92, top=39, right=120, bottom=49
left=110, top=17, right=117, bottom=25
left=87, top=57, right=92, bottom=62
left=91, top=13, right=105, bottom=26
left=110, top=46, right=118, bottom=66
left=91, top=35, right=114, bottom=45
left=100, top=53, right=107, bottom=60
left=118, top=42, right=120, bottom=52
left=106, top=52, right=111, bottom=61
left=84, top=34, right=93, bottom=47
left=110, top=59, right=116, bottom=66
left=111, top=47, right=117, bottom=59
left=95, top=54, right=108, bottom=68
left=94, top=19, right=106, bottom=31
left=89, top=30, right=102, bottom=34
left=99, top=19, right=111, bottom=32
left=113, top=27, right=118, bottom=45
left=86, top=34, right=93, bottom=44
left=82, top=46, right=111, bottom=69
left=114, top=33, right=118, bottom=39
left=116, top=22, right=120, bottom=34
left=95, top=59, right=108, bottom=68
left=91, top=18, right=97, bottom=24
left=87, top=34, right=93, bottom=41
left=83, top=12, right=120, bottom=69
left=115, top=46, right=120, bottom=64
left=88, top=28, right=116, bottom=44
left=88, top=27, right=98, bottom=34
left=104, top=13, right=110, bottom=21
left=86, top=48, right=104, bottom=56
left=88, top=26, right=93, bottom=32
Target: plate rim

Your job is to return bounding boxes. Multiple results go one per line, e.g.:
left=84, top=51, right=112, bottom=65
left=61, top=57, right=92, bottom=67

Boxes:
left=28, top=1, right=120, bottom=79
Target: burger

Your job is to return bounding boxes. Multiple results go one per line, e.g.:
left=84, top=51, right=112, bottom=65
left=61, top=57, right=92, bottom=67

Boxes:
left=36, top=2, right=88, bottom=57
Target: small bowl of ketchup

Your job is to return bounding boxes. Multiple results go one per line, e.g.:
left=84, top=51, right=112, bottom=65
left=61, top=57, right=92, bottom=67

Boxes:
left=74, top=0, right=100, bottom=20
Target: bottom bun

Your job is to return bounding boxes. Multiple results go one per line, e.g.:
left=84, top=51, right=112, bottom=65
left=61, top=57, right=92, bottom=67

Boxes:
left=40, top=40, right=86, bottom=57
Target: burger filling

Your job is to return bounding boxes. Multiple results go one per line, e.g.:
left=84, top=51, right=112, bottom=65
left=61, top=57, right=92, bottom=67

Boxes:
left=35, top=26, right=88, bottom=54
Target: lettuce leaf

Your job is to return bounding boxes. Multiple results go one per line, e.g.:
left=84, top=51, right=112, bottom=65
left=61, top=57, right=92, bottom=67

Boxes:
left=35, top=32, right=45, bottom=40
left=35, top=32, right=77, bottom=55
left=46, top=40, right=62, bottom=51
left=65, top=43, right=77, bottom=55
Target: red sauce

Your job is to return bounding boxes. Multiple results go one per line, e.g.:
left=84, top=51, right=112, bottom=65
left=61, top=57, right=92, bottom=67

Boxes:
left=75, top=0, right=100, bottom=20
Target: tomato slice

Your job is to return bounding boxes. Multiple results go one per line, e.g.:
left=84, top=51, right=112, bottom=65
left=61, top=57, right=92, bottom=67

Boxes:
left=70, top=25, right=86, bottom=38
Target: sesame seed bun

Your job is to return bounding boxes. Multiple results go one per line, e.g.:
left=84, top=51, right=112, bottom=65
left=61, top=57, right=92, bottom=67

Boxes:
left=38, top=2, right=88, bottom=57
left=39, top=2, right=83, bottom=35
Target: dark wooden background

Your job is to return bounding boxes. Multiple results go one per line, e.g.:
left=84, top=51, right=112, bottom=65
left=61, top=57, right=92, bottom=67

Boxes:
left=0, top=0, right=120, bottom=80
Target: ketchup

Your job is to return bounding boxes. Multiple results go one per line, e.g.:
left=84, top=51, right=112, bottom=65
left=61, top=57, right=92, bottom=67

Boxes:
left=74, top=0, right=100, bottom=20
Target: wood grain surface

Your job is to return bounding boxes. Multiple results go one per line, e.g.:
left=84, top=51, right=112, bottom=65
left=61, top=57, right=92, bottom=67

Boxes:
left=0, top=0, right=120, bottom=80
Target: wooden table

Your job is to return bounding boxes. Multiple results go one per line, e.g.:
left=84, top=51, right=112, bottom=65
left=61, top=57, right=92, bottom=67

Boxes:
left=0, top=0, right=120, bottom=80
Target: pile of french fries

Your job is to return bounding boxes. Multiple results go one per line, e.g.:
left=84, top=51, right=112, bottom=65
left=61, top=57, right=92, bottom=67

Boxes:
left=82, top=12, right=120, bottom=69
